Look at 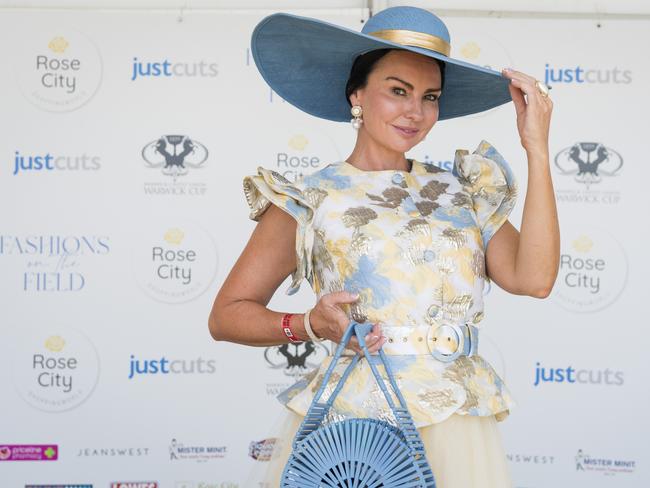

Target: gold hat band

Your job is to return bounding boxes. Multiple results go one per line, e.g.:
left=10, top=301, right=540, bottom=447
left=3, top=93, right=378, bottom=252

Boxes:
left=368, top=29, right=451, bottom=57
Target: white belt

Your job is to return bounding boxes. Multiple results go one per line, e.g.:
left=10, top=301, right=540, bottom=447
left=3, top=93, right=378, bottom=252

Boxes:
left=333, top=323, right=480, bottom=363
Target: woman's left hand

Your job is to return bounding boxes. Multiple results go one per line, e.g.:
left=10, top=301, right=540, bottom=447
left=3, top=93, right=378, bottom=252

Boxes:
left=502, top=68, right=553, bottom=155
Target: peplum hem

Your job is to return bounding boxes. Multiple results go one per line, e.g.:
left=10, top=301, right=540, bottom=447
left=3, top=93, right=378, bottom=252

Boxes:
left=277, top=352, right=515, bottom=429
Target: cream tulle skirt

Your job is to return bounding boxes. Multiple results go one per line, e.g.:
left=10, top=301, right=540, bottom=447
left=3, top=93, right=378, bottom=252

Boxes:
left=247, top=409, right=513, bottom=488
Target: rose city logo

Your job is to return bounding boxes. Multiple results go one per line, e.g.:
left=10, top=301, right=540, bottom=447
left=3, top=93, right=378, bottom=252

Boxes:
left=132, top=223, right=218, bottom=304
left=260, top=131, right=341, bottom=183
left=12, top=150, right=101, bottom=175
left=274, top=134, right=323, bottom=182
left=110, top=483, right=158, bottom=488
left=0, top=234, right=110, bottom=292
left=0, top=444, right=58, bottom=461
left=128, top=355, right=216, bottom=379
left=449, top=33, right=514, bottom=120
left=130, top=57, right=218, bottom=81
left=248, top=438, right=278, bottom=461
left=141, top=135, right=209, bottom=196
left=544, top=63, right=632, bottom=85
left=168, top=439, right=227, bottom=462
left=13, top=31, right=102, bottom=112
left=575, top=449, right=637, bottom=476
left=551, top=228, right=627, bottom=313
left=11, top=327, right=100, bottom=412
left=554, top=142, right=623, bottom=203
left=533, top=362, right=624, bottom=387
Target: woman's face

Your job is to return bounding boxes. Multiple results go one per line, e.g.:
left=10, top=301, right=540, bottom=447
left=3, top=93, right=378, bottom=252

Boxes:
left=350, top=50, right=442, bottom=154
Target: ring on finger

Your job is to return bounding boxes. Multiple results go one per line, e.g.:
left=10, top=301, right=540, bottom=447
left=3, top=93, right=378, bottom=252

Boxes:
left=535, top=79, right=550, bottom=98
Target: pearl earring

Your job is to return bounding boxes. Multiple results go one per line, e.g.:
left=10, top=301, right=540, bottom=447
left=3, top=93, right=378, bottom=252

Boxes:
left=350, top=105, right=363, bottom=130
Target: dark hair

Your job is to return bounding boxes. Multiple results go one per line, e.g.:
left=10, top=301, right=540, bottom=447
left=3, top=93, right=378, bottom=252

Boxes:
left=345, top=49, right=446, bottom=106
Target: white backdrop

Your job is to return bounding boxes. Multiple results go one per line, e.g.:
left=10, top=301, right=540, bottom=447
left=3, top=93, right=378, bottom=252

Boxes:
left=0, top=5, right=648, bottom=488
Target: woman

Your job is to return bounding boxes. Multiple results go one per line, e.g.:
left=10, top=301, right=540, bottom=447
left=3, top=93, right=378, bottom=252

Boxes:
left=209, top=6, right=559, bottom=487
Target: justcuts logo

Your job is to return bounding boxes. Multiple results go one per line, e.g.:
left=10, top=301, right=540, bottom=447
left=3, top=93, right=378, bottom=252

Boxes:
left=12, top=150, right=101, bottom=176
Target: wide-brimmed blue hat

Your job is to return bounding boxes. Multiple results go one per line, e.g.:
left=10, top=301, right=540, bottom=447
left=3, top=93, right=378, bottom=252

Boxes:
left=251, top=6, right=512, bottom=121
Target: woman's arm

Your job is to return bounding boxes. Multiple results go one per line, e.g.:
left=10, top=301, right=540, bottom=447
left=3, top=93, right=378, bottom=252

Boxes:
left=208, top=203, right=382, bottom=351
left=208, top=204, right=307, bottom=346
left=485, top=68, right=560, bottom=298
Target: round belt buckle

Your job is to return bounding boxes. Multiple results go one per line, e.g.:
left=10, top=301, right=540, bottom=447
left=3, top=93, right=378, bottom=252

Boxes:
left=426, top=322, right=465, bottom=362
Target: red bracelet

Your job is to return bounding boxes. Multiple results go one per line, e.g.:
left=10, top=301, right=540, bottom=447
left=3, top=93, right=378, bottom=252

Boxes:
left=281, top=313, right=302, bottom=343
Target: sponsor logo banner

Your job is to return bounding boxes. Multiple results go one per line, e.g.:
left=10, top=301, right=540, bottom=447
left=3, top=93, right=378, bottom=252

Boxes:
left=0, top=234, right=110, bottom=293
left=132, top=222, right=218, bottom=304
left=554, top=142, right=623, bottom=204
left=534, top=362, right=624, bottom=387
left=128, top=355, right=216, bottom=379
left=551, top=227, right=627, bottom=313
left=76, top=447, right=150, bottom=458
left=0, top=444, right=58, bottom=461
left=110, top=483, right=158, bottom=488
left=25, top=485, right=92, bottom=488
left=169, top=439, right=227, bottom=462
left=130, top=57, right=218, bottom=81
left=141, top=135, right=209, bottom=196
left=13, top=30, right=102, bottom=112
left=248, top=438, right=278, bottom=462
left=575, top=449, right=637, bottom=476
left=12, top=327, right=100, bottom=412
left=544, top=63, right=632, bottom=85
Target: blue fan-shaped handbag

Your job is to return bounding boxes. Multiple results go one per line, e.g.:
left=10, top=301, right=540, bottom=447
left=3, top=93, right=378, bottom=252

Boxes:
left=281, top=321, right=436, bottom=487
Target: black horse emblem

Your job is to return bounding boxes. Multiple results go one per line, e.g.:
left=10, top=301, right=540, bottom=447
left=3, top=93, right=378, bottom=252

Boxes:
left=141, top=134, right=209, bottom=180
left=554, top=142, right=623, bottom=189
left=265, top=341, right=328, bottom=378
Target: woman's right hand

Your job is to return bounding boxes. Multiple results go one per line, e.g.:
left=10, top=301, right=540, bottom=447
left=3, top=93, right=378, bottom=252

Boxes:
left=309, top=291, right=385, bottom=354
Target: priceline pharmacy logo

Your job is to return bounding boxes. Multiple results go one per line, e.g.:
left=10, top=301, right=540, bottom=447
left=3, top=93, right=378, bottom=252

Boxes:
left=534, top=362, right=624, bottom=387
left=544, top=63, right=632, bottom=85
left=130, top=57, right=218, bottom=81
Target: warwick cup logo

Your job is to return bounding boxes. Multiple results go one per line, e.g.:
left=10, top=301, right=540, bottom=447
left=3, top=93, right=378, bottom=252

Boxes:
left=142, top=135, right=208, bottom=181
left=264, top=342, right=328, bottom=378
left=554, top=142, right=623, bottom=188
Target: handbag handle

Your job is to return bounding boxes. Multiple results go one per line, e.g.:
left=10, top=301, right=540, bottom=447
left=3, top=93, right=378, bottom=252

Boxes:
left=294, top=321, right=414, bottom=445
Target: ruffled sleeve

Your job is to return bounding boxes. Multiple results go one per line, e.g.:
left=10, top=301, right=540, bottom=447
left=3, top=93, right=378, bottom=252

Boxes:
left=242, top=167, right=315, bottom=295
left=453, top=140, right=518, bottom=249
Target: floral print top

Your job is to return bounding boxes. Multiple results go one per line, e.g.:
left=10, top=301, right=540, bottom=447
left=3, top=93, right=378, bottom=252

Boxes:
left=243, top=140, right=518, bottom=427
